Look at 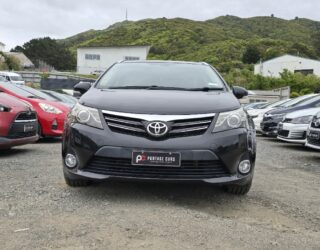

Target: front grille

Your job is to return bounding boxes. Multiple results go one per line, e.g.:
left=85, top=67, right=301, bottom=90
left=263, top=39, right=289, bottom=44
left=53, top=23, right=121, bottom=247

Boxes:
left=102, top=111, right=215, bottom=139
left=289, top=131, right=306, bottom=139
left=307, top=137, right=320, bottom=146
left=15, top=111, right=37, bottom=121
left=278, top=130, right=289, bottom=137
left=84, top=156, right=230, bottom=179
left=7, top=131, right=37, bottom=139
left=7, top=111, right=37, bottom=139
left=261, top=122, right=278, bottom=131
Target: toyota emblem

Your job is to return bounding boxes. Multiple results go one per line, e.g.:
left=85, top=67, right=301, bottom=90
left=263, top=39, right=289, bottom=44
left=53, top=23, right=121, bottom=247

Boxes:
left=146, top=121, right=168, bottom=137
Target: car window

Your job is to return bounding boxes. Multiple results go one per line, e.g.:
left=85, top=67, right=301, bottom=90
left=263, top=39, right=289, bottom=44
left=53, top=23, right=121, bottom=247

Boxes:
left=0, top=76, right=9, bottom=82
left=312, top=100, right=320, bottom=107
left=295, top=95, right=320, bottom=107
left=20, top=86, right=57, bottom=101
left=285, top=95, right=316, bottom=107
left=10, top=75, right=24, bottom=81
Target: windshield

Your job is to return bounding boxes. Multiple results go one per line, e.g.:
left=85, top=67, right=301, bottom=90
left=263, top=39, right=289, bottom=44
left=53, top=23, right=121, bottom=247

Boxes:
left=0, top=82, right=37, bottom=98
left=44, top=91, right=77, bottom=104
left=294, top=95, right=320, bottom=107
left=19, top=86, right=57, bottom=101
left=10, top=75, right=24, bottom=81
left=0, top=76, right=9, bottom=82
left=96, top=62, right=226, bottom=91
left=260, top=99, right=291, bottom=109
left=281, top=94, right=316, bottom=107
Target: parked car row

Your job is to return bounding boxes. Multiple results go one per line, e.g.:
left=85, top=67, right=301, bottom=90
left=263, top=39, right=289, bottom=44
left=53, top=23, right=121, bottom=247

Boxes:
left=247, top=94, right=320, bottom=150
left=0, top=78, right=76, bottom=149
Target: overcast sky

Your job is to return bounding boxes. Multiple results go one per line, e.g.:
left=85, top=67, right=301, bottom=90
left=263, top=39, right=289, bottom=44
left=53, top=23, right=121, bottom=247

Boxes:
left=0, top=0, right=318, bottom=50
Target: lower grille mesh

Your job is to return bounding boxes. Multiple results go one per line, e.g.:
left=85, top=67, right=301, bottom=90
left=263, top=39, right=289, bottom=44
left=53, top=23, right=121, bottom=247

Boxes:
left=307, top=138, right=320, bottom=146
left=84, top=156, right=230, bottom=179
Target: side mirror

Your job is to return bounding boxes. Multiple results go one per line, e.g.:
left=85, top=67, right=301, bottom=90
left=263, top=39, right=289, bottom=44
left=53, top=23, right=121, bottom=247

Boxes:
left=73, top=81, right=92, bottom=98
left=233, top=86, right=248, bottom=99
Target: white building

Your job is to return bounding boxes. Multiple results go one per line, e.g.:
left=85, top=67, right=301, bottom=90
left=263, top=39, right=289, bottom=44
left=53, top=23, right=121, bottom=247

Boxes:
left=254, top=54, right=320, bottom=78
left=77, top=45, right=150, bottom=74
left=0, top=42, right=5, bottom=51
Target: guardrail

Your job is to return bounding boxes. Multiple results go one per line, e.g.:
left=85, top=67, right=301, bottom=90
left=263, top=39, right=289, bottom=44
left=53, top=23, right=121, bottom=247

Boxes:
left=14, top=71, right=96, bottom=84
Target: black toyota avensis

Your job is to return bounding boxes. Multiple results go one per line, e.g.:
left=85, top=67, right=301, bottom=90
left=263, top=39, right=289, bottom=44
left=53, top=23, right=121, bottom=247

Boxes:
left=62, top=61, right=256, bottom=195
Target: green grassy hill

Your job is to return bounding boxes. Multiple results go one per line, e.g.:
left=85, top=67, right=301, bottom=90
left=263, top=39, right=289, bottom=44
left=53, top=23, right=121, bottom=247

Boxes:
left=60, top=15, right=320, bottom=73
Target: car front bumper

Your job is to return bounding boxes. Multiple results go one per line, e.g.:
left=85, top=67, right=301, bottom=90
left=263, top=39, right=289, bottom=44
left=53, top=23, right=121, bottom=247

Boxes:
left=306, top=128, right=320, bottom=150
left=40, top=114, right=65, bottom=137
left=277, top=122, right=308, bottom=144
left=260, top=118, right=283, bottom=136
left=62, top=123, right=256, bottom=185
left=0, top=135, right=39, bottom=149
left=253, top=116, right=263, bottom=132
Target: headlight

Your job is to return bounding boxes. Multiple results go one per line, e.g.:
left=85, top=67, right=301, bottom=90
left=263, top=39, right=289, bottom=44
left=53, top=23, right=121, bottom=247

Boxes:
left=39, top=103, right=63, bottom=114
left=213, top=108, right=248, bottom=133
left=0, top=104, right=11, bottom=112
left=291, top=115, right=313, bottom=124
left=70, top=103, right=103, bottom=129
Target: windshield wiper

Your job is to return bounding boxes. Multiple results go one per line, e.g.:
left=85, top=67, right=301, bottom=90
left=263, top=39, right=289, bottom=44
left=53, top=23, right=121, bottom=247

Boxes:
left=108, top=86, right=150, bottom=89
left=27, top=95, right=44, bottom=99
left=188, top=87, right=224, bottom=92
left=107, top=85, right=189, bottom=91
left=107, top=86, right=224, bottom=91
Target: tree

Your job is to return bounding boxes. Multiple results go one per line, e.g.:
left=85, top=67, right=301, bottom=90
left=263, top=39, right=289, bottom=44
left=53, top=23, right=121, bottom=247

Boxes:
left=11, top=37, right=76, bottom=71
left=311, top=28, right=320, bottom=56
left=0, top=52, right=21, bottom=70
left=242, top=45, right=261, bottom=64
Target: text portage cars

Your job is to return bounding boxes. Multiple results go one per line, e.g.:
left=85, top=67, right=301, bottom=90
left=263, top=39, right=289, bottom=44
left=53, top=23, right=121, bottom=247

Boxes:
left=62, top=61, right=256, bottom=195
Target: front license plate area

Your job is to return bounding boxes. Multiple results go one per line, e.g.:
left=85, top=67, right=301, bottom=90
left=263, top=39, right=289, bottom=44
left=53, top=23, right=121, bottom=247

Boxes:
left=132, top=151, right=181, bottom=167
left=24, top=124, right=35, bottom=132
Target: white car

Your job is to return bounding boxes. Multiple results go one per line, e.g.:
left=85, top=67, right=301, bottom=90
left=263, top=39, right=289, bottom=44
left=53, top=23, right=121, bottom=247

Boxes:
left=0, top=71, right=25, bottom=85
left=247, top=99, right=291, bottom=132
left=277, top=107, right=320, bottom=144
left=305, top=111, right=320, bottom=150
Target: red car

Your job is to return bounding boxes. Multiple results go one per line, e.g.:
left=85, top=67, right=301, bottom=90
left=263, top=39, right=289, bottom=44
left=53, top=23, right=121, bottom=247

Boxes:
left=0, top=92, right=39, bottom=149
left=0, top=82, right=70, bottom=137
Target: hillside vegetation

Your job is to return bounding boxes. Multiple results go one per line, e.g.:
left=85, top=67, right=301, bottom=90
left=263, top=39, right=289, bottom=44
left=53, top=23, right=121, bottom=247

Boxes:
left=58, top=16, right=320, bottom=94
left=13, top=15, right=320, bottom=94
left=61, top=16, right=320, bottom=70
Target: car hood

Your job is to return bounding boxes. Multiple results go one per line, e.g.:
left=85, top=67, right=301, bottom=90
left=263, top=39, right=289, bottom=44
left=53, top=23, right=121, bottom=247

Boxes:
left=267, top=105, right=306, bottom=115
left=285, top=107, right=320, bottom=119
left=27, top=98, right=70, bottom=113
left=0, top=92, right=32, bottom=108
left=11, top=81, right=25, bottom=85
left=80, top=89, right=240, bottom=115
left=248, top=107, right=272, bottom=116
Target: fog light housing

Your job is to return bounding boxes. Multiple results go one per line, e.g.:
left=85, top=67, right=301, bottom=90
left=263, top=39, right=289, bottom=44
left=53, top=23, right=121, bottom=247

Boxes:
left=52, top=119, right=58, bottom=130
left=65, top=154, right=77, bottom=168
left=238, top=160, right=251, bottom=174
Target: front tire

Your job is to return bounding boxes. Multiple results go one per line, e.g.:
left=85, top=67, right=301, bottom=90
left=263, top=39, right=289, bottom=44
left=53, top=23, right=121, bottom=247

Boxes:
left=225, top=180, right=252, bottom=195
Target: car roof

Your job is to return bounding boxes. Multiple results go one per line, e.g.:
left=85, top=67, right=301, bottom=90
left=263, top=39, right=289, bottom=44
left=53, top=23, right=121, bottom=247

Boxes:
left=0, top=71, right=21, bottom=76
left=119, top=60, right=209, bottom=66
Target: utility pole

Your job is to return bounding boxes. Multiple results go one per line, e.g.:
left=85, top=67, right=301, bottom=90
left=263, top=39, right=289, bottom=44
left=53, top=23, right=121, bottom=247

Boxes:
left=125, top=9, right=128, bottom=21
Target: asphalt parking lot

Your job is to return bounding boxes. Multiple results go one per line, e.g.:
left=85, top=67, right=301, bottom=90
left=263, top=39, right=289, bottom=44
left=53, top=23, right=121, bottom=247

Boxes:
left=0, top=136, right=319, bottom=249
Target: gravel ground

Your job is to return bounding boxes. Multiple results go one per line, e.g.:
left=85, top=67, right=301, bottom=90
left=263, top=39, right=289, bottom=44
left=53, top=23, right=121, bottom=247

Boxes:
left=0, top=136, right=319, bottom=250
